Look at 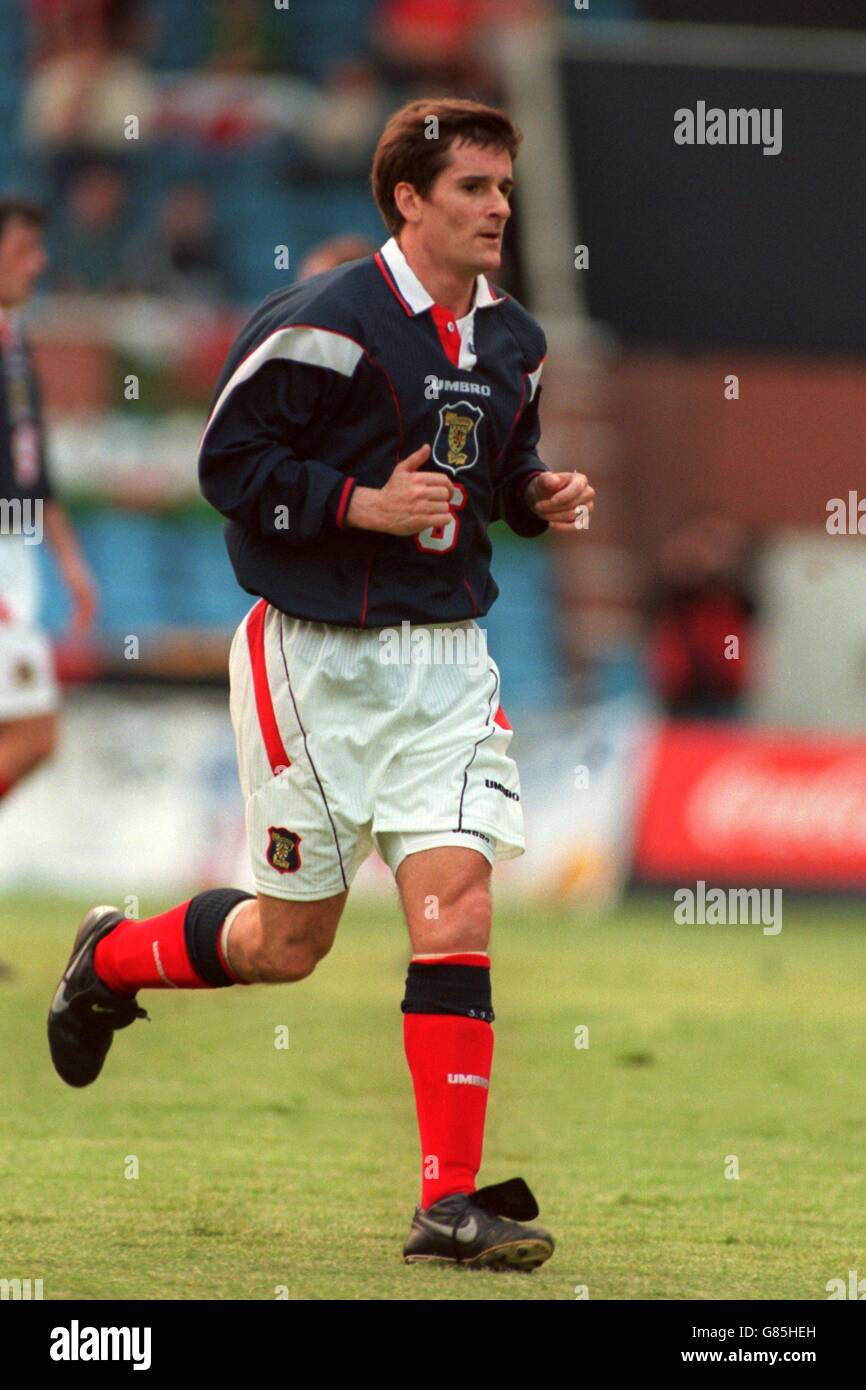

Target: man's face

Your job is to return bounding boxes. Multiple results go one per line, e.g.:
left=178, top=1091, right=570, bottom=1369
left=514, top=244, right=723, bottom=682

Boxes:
left=408, top=140, right=514, bottom=278
left=0, top=219, right=48, bottom=308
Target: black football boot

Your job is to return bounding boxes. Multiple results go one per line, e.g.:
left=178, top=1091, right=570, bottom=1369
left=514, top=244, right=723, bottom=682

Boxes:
left=48, top=906, right=148, bottom=1087
left=403, top=1177, right=554, bottom=1271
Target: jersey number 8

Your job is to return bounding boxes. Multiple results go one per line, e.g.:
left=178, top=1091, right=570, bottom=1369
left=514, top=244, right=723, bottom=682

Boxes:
left=415, top=480, right=467, bottom=554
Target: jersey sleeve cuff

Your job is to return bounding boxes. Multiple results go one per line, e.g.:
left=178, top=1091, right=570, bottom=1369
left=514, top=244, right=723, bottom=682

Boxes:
left=333, top=475, right=358, bottom=530
left=505, top=467, right=549, bottom=537
left=513, top=469, right=545, bottom=501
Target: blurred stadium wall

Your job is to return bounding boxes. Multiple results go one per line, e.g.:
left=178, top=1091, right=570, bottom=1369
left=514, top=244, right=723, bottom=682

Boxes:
left=1, top=2, right=864, bottom=904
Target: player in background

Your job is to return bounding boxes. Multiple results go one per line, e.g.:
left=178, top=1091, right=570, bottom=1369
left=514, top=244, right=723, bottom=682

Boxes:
left=48, top=100, right=594, bottom=1271
left=296, top=234, right=377, bottom=281
left=0, top=198, right=98, bottom=807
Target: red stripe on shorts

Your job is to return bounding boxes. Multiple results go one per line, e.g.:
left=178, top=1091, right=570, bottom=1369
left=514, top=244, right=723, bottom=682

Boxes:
left=246, top=599, right=291, bottom=774
left=493, top=705, right=511, bottom=730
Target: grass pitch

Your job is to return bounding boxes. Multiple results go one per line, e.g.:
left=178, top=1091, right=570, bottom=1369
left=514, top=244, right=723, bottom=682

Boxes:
left=1, top=891, right=864, bottom=1301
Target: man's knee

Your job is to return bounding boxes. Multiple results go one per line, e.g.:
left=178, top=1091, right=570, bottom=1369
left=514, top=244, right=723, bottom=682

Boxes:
left=254, top=894, right=344, bottom=983
left=266, top=931, right=330, bottom=983
left=407, top=870, right=492, bottom=953
left=446, top=880, right=491, bottom=935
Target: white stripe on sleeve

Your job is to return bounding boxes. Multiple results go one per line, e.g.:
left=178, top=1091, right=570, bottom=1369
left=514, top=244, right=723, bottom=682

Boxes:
left=201, top=325, right=365, bottom=443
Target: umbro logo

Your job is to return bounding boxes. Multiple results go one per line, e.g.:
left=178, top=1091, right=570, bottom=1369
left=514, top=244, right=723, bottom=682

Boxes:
left=447, top=1073, right=489, bottom=1088
left=485, top=778, right=520, bottom=801
left=424, top=375, right=491, bottom=400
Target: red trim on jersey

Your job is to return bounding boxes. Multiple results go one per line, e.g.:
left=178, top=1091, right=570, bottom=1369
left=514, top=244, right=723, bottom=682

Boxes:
left=335, top=476, right=356, bottom=528
left=0, top=597, right=12, bottom=623
left=360, top=547, right=376, bottom=628
left=430, top=304, right=461, bottom=367
left=246, top=600, right=291, bottom=774
left=495, top=374, right=527, bottom=464
left=374, top=252, right=414, bottom=316
left=493, top=705, right=511, bottom=730
left=462, top=573, right=479, bottom=616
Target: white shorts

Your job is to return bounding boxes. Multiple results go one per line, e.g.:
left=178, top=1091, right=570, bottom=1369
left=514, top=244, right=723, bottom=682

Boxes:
left=0, top=614, right=58, bottom=721
left=0, top=606, right=58, bottom=728
left=0, top=537, right=57, bottom=721
left=229, top=601, right=526, bottom=900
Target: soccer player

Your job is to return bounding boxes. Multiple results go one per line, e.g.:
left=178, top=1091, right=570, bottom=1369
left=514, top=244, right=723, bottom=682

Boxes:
left=49, top=99, right=595, bottom=1271
left=0, top=198, right=97, bottom=806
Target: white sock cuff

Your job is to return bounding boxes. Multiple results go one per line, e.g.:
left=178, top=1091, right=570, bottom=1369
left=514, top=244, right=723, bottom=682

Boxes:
left=219, top=899, right=249, bottom=977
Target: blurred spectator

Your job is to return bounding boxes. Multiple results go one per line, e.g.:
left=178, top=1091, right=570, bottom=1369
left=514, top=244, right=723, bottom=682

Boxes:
left=124, top=183, right=227, bottom=301
left=300, top=59, right=387, bottom=176
left=54, top=162, right=129, bottom=292
left=205, top=0, right=293, bottom=75
left=647, top=512, right=758, bottom=719
left=23, top=0, right=157, bottom=157
left=297, top=234, right=378, bottom=281
left=373, top=0, right=548, bottom=97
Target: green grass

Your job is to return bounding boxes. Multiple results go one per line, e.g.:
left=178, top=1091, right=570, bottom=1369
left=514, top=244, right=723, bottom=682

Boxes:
left=1, top=892, right=864, bottom=1300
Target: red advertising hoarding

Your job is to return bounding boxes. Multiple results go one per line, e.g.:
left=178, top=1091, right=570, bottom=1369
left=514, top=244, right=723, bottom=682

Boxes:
left=634, top=723, right=866, bottom=889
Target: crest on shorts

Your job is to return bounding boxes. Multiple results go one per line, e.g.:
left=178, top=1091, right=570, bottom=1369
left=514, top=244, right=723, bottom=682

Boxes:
left=13, top=659, right=35, bottom=686
left=266, top=826, right=302, bottom=874
left=432, top=400, right=483, bottom=473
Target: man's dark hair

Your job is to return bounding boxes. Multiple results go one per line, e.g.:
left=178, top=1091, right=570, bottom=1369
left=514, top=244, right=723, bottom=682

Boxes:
left=0, top=197, right=46, bottom=242
left=371, top=98, right=522, bottom=236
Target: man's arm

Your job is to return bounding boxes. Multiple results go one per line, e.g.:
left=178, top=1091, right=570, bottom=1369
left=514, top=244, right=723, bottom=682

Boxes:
left=42, top=500, right=98, bottom=635
left=492, top=358, right=596, bottom=535
left=491, top=372, right=550, bottom=538
left=199, top=351, right=451, bottom=541
left=29, top=352, right=98, bottom=635
left=198, top=358, right=360, bottom=542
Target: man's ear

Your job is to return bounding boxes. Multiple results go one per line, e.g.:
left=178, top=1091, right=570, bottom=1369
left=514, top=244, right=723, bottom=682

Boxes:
left=393, top=181, right=421, bottom=226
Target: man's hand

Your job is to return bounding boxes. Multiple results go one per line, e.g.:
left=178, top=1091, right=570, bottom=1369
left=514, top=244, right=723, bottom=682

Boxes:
left=525, top=471, right=595, bottom=531
left=345, top=444, right=453, bottom=536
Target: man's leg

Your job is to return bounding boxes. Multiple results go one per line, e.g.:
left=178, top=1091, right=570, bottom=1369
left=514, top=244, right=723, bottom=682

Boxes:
left=92, top=889, right=348, bottom=991
left=48, top=889, right=348, bottom=1086
left=393, top=842, right=554, bottom=1269
left=0, top=713, right=58, bottom=800
left=395, top=846, right=494, bottom=1209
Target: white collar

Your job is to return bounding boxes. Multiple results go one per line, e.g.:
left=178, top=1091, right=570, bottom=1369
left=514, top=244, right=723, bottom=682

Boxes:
left=378, top=236, right=502, bottom=317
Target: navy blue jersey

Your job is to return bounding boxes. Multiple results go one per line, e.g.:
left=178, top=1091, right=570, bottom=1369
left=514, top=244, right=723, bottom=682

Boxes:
left=199, top=237, right=550, bottom=627
left=0, top=312, right=54, bottom=505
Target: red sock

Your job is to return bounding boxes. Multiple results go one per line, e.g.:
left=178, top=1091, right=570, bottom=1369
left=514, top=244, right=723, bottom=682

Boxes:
left=0, top=774, right=13, bottom=801
left=403, top=953, right=494, bottom=1209
left=94, top=900, right=240, bottom=994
